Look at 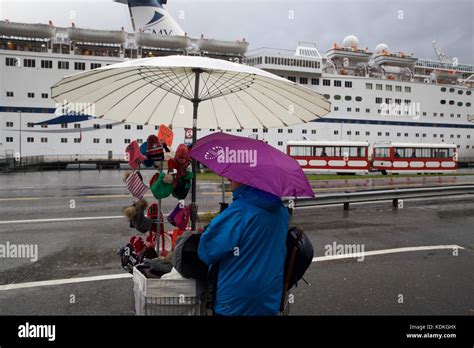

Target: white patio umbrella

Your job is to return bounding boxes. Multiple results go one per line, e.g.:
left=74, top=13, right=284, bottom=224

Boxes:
left=51, top=55, right=331, bottom=229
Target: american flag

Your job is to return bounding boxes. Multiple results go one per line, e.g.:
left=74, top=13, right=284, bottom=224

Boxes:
left=126, top=171, right=148, bottom=199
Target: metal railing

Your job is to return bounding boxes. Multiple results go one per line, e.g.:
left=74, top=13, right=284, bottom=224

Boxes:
left=285, top=184, right=474, bottom=211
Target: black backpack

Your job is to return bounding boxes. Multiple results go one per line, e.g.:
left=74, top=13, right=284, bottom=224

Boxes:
left=280, top=226, right=314, bottom=311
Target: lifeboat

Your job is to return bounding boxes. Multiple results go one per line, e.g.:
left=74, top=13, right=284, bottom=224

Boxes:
left=197, top=37, right=249, bottom=55
left=0, top=20, right=55, bottom=39
left=135, top=32, right=190, bottom=49
left=67, top=26, right=126, bottom=44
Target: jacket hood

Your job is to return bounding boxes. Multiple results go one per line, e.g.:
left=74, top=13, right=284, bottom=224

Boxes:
left=232, top=185, right=283, bottom=212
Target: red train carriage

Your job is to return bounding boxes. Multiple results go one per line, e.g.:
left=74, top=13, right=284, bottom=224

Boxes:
left=372, top=142, right=457, bottom=174
left=287, top=141, right=370, bottom=174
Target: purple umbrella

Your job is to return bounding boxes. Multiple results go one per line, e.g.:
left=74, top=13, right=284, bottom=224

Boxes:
left=190, top=133, right=314, bottom=198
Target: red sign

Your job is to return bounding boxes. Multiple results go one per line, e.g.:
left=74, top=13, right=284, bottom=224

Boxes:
left=157, top=124, right=174, bottom=147
left=184, top=128, right=193, bottom=140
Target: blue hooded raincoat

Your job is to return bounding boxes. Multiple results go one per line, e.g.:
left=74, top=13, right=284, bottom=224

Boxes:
left=198, top=184, right=289, bottom=316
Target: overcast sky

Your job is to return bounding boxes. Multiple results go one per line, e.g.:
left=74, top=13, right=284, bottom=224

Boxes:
left=1, top=0, right=472, bottom=63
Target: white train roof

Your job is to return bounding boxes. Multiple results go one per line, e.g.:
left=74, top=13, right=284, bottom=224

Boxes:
left=287, top=140, right=369, bottom=146
left=374, top=142, right=457, bottom=148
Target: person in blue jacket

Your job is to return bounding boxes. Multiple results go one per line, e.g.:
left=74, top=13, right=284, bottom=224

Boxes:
left=198, top=179, right=289, bottom=316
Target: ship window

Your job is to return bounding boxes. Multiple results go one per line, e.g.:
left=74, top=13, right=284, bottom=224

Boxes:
left=311, top=78, right=319, bottom=85
left=27, top=92, right=34, bottom=98
left=404, top=99, right=411, bottom=104
left=6, top=122, right=13, bottom=127
left=278, top=129, right=283, bottom=133
left=93, top=138, right=100, bottom=143
left=106, top=139, right=112, bottom=144
left=334, top=95, right=341, bottom=100
left=375, top=97, right=382, bottom=104
left=366, top=108, right=370, bottom=113
left=405, top=133, right=409, bottom=137
left=376, top=84, right=382, bottom=90
left=440, top=134, right=444, bottom=138
left=58, top=61, right=69, bottom=69
left=458, top=90, right=463, bottom=95
left=41, top=138, right=48, bottom=143
left=124, top=139, right=131, bottom=144
left=449, top=88, right=455, bottom=92
left=61, top=123, right=68, bottom=128
left=278, top=141, right=283, bottom=146
left=415, top=133, right=419, bottom=137
left=386, top=132, right=390, bottom=136
left=334, top=130, right=339, bottom=135
left=423, top=112, right=427, bottom=116
left=61, top=138, right=68, bottom=143
left=378, top=132, right=382, bottom=136
left=441, top=87, right=446, bottom=92
left=27, top=137, right=34, bottom=143
left=27, top=123, right=34, bottom=127
left=397, top=133, right=401, bottom=137
left=449, top=100, right=454, bottom=105
left=41, top=93, right=48, bottom=99
left=106, top=124, right=112, bottom=129
left=440, top=100, right=446, bottom=104
left=6, top=137, right=13, bottom=142
left=433, top=134, right=437, bottom=138
left=345, top=81, right=352, bottom=88
left=347, top=107, right=352, bottom=112
left=366, top=83, right=373, bottom=90
left=440, top=113, right=444, bottom=117
left=41, top=60, right=52, bottom=69
left=6, top=91, right=13, bottom=97
left=74, top=62, right=86, bottom=70
left=334, top=107, right=339, bottom=111
left=405, top=86, right=411, bottom=93
left=288, top=76, right=296, bottom=82
left=422, top=134, right=426, bottom=138
left=5, top=57, right=17, bottom=66
left=288, top=129, right=293, bottom=134
left=137, top=125, right=143, bottom=130
left=323, top=79, right=331, bottom=86
left=73, top=138, right=81, bottom=143
left=74, top=124, right=81, bottom=129
left=467, top=91, right=472, bottom=95
left=395, top=99, right=401, bottom=104
left=252, top=129, right=258, bottom=133
left=24, top=59, right=35, bottom=68
left=457, top=102, right=463, bottom=106
left=355, top=96, right=362, bottom=102
left=263, top=128, right=268, bottom=133
left=347, top=131, right=351, bottom=135
left=355, top=131, right=360, bottom=135
left=385, top=98, right=392, bottom=104
left=386, top=85, right=392, bottom=91
left=355, top=108, right=360, bottom=112
left=334, top=80, right=342, bottom=87
left=395, top=86, right=402, bottom=92
left=434, top=113, right=437, bottom=116
left=323, top=94, right=330, bottom=99
left=124, top=125, right=131, bottom=130
left=312, top=130, right=316, bottom=134
left=91, top=63, right=102, bottom=69
left=302, top=129, right=307, bottom=134
left=467, top=102, right=471, bottom=107
left=345, top=96, right=352, bottom=101
left=299, top=77, right=308, bottom=84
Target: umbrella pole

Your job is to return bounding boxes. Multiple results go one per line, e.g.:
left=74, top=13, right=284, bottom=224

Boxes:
left=191, top=68, right=202, bottom=231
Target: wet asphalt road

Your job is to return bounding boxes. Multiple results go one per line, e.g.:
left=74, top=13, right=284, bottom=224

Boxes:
left=0, top=171, right=473, bottom=315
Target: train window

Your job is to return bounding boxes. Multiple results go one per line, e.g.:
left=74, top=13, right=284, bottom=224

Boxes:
left=375, top=148, right=390, bottom=158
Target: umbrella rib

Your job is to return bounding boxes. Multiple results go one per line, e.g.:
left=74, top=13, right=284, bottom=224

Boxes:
left=117, top=81, right=162, bottom=123
left=167, top=92, right=188, bottom=127
left=251, top=81, right=323, bottom=121
left=52, top=69, right=138, bottom=99
left=245, top=84, right=309, bottom=124
left=141, top=67, right=194, bottom=101
left=208, top=98, right=220, bottom=130
left=239, top=88, right=290, bottom=127
left=198, top=70, right=228, bottom=99
left=201, top=71, right=242, bottom=100
left=257, top=78, right=331, bottom=115
left=202, top=72, right=254, bottom=101
left=165, top=67, right=196, bottom=100
left=231, top=92, right=267, bottom=129
left=221, top=94, right=244, bottom=130
left=198, top=68, right=216, bottom=100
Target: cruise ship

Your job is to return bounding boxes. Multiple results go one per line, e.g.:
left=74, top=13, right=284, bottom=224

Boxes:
left=1, top=0, right=473, bottom=165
